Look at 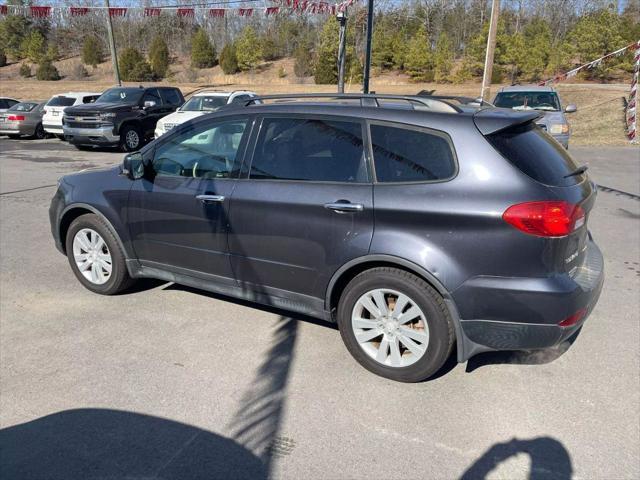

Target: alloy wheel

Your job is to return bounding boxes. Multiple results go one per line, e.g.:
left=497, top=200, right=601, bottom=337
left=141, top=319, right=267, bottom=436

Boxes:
left=351, top=288, right=430, bottom=367
left=72, top=228, right=112, bottom=285
left=125, top=130, right=140, bottom=149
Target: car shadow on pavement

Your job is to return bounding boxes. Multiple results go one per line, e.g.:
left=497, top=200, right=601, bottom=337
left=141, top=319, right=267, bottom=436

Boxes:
left=0, top=408, right=268, bottom=479
left=0, top=315, right=300, bottom=479
left=461, top=436, right=572, bottom=480
left=465, top=327, right=582, bottom=373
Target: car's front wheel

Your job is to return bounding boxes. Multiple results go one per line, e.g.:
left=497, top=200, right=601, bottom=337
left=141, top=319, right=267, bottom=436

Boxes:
left=120, top=124, right=143, bottom=152
left=65, top=214, right=134, bottom=295
left=337, top=267, right=454, bottom=382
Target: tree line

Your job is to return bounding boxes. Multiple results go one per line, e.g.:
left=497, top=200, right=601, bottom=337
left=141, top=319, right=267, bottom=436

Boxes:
left=0, top=0, right=638, bottom=83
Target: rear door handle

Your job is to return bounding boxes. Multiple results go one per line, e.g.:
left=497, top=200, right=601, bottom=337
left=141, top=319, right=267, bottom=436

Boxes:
left=196, top=194, right=225, bottom=204
left=324, top=202, right=364, bottom=213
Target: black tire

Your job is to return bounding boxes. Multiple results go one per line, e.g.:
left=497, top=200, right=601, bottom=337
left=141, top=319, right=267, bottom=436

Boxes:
left=74, top=144, right=91, bottom=151
left=337, top=267, right=454, bottom=382
left=65, top=213, right=135, bottom=295
left=120, top=124, right=143, bottom=152
left=8, top=134, right=20, bottom=139
left=33, top=123, right=46, bottom=139
left=56, top=134, right=66, bottom=140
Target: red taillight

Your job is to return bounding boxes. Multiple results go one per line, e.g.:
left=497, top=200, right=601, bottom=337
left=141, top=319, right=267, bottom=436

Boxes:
left=7, top=115, right=25, bottom=121
left=558, top=308, right=586, bottom=327
left=503, top=201, right=585, bottom=237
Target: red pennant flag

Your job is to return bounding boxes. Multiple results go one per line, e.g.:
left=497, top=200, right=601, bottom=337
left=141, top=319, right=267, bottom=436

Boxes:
left=292, top=0, right=299, bottom=10
left=30, top=6, right=51, bottom=17
left=177, top=8, right=195, bottom=17
left=144, top=8, right=161, bottom=16
left=239, top=8, right=253, bottom=16
left=0, top=5, right=8, bottom=15
left=109, top=7, right=127, bottom=17
left=209, top=8, right=225, bottom=17
left=266, top=6, right=280, bottom=15
left=70, top=7, right=89, bottom=16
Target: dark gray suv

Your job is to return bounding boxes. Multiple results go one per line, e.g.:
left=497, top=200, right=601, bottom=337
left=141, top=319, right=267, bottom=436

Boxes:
left=49, top=94, right=604, bottom=382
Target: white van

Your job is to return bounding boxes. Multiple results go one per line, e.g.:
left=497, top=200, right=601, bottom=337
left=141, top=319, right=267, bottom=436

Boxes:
left=43, top=92, right=101, bottom=139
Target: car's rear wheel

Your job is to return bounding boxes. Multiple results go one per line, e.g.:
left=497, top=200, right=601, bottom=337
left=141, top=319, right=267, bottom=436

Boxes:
left=120, top=124, right=142, bottom=152
left=65, top=214, right=134, bottom=295
left=33, top=123, right=46, bottom=139
left=337, top=267, right=454, bottom=382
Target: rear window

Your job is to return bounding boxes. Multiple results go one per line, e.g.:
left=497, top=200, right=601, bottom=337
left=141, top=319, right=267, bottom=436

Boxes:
left=47, top=96, right=75, bottom=107
left=9, top=102, right=38, bottom=112
left=370, top=124, right=456, bottom=182
left=487, top=123, right=582, bottom=186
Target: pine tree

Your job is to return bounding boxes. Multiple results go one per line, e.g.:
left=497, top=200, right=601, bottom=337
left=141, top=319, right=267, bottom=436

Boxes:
left=191, top=29, right=216, bottom=68
left=82, top=37, right=103, bottom=68
left=314, top=19, right=339, bottom=84
left=404, top=26, right=434, bottom=82
left=149, top=35, right=170, bottom=79
left=434, top=32, right=454, bottom=83
left=219, top=43, right=239, bottom=74
left=293, top=39, right=313, bottom=77
left=0, top=49, right=6, bottom=67
left=36, top=59, right=60, bottom=81
left=21, top=30, right=46, bottom=63
left=520, top=19, right=552, bottom=81
left=0, top=15, right=32, bottom=59
left=120, top=47, right=154, bottom=82
left=236, top=26, right=262, bottom=71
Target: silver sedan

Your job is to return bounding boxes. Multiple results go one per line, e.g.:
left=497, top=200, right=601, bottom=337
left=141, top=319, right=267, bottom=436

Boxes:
left=0, top=101, right=47, bottom=139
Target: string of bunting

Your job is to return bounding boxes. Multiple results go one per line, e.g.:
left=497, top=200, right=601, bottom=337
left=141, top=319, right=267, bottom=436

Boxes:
left=627, top=41, right=639, bottom=142
left=539, top=41, right=639, bottom=86
left=0, top=0, right=359, bottom=18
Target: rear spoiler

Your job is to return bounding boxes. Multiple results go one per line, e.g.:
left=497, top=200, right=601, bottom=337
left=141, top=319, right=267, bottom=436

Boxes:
left=473, top=108, right=542, bottom=135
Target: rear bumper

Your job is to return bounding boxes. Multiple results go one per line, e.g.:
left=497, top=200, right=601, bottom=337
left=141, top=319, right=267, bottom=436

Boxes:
left=43, top=124, right=63, bottom=134
left=453, top=238, right=604, bottom=360
left=0, top=124, right=33, bottom=135
left=63, top=125, right=120, bottom=146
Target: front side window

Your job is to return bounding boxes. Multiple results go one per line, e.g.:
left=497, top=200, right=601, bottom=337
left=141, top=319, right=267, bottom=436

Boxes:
left=370, top=124, right=456, bottom=182
left=96, top=88, right=144, bottom=104
left=82, top=96, right=98, bottom=104
left=142, top=89, right=161, bottom=106
left=153, top=119, right=248, bottom=179
left=249, top=117, right=367, bottom=183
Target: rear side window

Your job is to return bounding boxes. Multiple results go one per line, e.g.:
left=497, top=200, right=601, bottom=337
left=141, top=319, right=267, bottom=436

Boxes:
left=160, top=88, right=182, bottom=106
left=249, top=117, right=367, bottom=183
left=370, top=124, right=456, bottom=182
left=47, top=96, right=75, bottom=107
left=487, top=123, right=581, bottom=186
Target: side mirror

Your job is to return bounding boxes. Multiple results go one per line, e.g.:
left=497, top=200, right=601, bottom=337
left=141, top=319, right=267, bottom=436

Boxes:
left=564, top=104, right=577, bottom=113
left=144, top=100, right=157, bottom=109
left=122, top=152, right=145, bottom=180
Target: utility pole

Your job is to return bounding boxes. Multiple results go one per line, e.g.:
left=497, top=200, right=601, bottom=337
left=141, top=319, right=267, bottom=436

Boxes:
left=337, top=11, right=347, bottom=93
left=362, top=0, right=374, bottom=94
left=480, top=0, right=500, bottom=103
left=104, top=0, right=121, bottom=86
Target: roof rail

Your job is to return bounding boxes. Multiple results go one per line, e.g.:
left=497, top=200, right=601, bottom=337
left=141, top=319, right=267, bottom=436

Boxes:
left=231, top=93, right=464, bottom=113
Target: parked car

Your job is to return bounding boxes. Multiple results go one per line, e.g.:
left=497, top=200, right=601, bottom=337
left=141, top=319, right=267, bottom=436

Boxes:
left=493, top=85, right=577, bottom=148
left=0, top=97, right=20, bottom=112
left=50, top=93, right=603, bottom=382
left=154, top=90, right=258, bottom=138
left=0, top=101, right=47, bottom=139
left=43, top=92, right=101, bottom=139
left=63, top=86, right=184, bottom=151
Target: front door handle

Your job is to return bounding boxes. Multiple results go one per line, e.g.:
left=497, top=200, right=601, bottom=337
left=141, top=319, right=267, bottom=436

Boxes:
left=324, top=202, right=364, bottom=213
left=196, top=194, right=225, bottom=204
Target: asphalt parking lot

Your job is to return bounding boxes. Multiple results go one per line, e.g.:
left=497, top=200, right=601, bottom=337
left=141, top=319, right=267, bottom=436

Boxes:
left=0, top=137, right=638, bottom=479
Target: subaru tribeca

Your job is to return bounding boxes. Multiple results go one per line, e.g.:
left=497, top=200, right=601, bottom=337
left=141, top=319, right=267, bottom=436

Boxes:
left=49, top=94, right=604, bottom=382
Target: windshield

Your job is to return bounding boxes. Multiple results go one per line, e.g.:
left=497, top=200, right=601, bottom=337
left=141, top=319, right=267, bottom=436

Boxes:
left=180, top=95, right=228, bottom=112
left=96, top=88, right=144, bottom=104
left=47, top=96, right=75, bottom=107
left=494, top=91, right=560, bottom=111
left=9, top=102, right=38, bottom=112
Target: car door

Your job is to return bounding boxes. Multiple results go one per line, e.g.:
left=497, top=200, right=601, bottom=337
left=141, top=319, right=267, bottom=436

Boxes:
left=128, top=115, right=252, bottom=280
left=227, top=114, right=374, bottom=301
left=140, top=88, right=164, bottom=137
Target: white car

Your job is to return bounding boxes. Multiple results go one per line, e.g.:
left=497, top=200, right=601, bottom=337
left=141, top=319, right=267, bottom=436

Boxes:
left=0, top=97, right=20, bottom=112
left=154, top=90, right=257, bottom=138
left=43, top=91, right=101, bottom=139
